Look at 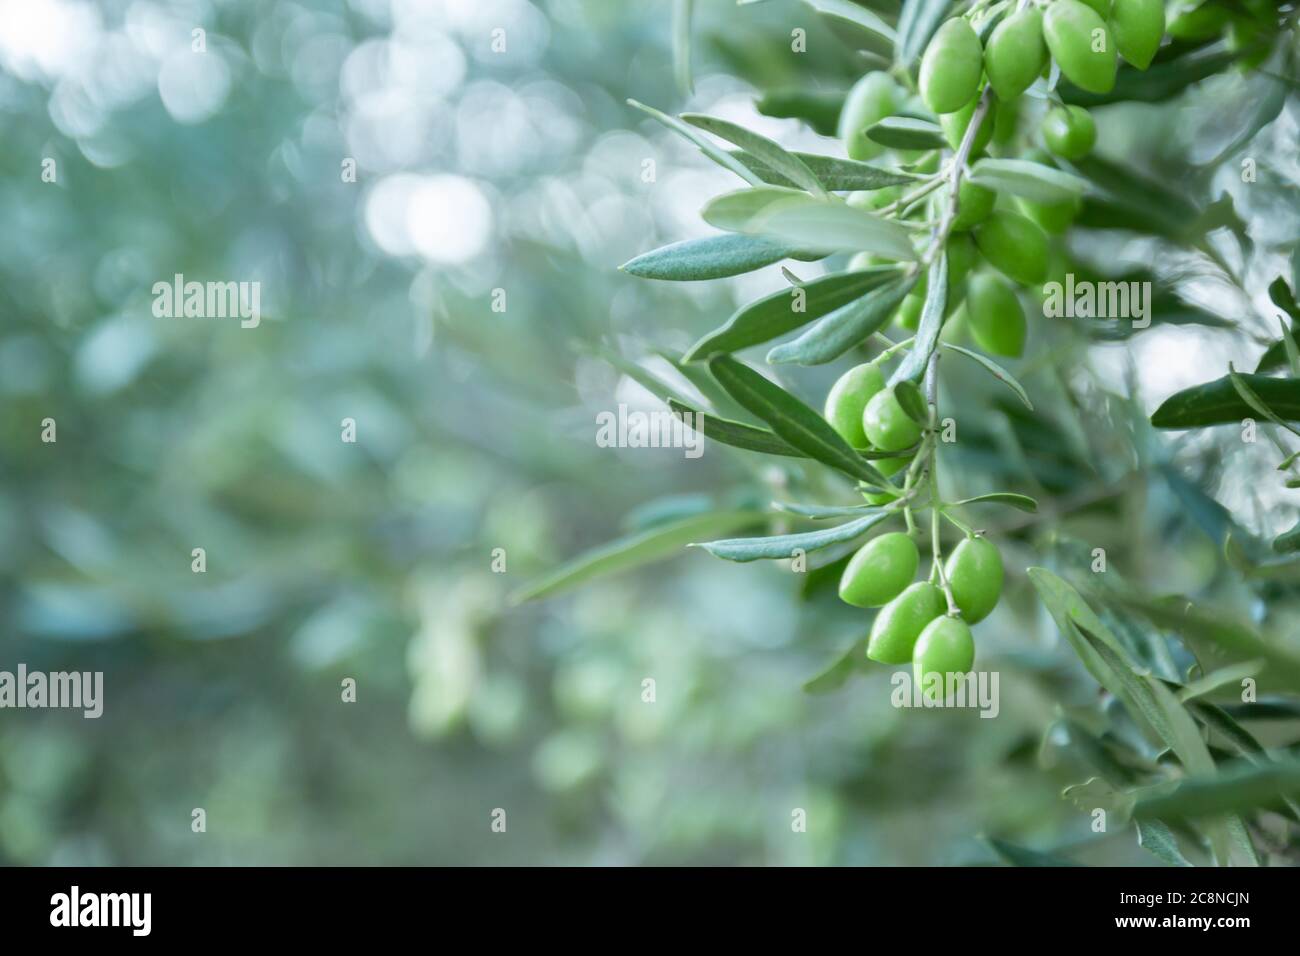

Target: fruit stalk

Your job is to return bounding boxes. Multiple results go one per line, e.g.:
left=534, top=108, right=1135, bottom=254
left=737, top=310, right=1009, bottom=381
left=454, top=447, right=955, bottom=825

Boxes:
left=924, top=351, right=959, bottom=616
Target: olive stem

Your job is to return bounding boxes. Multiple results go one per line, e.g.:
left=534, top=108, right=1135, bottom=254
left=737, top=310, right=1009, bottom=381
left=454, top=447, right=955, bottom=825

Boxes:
left=869, top=335, right=915, bottom=366
left=939, top=508, right=975, bottom=537
left=926, top=84, right=993, bottom=268
left=924, top=350, right=959, bottom=615
left=876, top=175, right=944, bottom=218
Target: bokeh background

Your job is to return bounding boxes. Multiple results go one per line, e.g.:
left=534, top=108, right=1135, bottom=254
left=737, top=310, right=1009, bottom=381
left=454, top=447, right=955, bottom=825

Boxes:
left=0, top=0, right=1297, bottom=865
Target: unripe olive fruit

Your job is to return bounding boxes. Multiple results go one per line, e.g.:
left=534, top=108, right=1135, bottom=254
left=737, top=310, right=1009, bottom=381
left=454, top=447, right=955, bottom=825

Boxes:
left=919, top=19, right=984, bottom=115
left=951, top=179, right=995, bottom=231
left=867, top=581, right=945, bottom=664
left=984, top=7, right=1047, bottom=100
left=1017, top=195, right=1082, bottom=235
left=1166, top=3, right=1228, bottom=41
left=965, top=273, right=1026, bottom=358
left=1079, top=0, right=1111, bottom=15
left=896, top=290, right=925, bottom=331
left=1041, top=105, right=1096, bottom=160
left=839, top=72, right=900, bottom=161
left=946, top=233, right=979, bottom=288
left=838, top=531, right=919, bottom=608
left=847, top=186, right=902, bottom=211
left=863, top=386, right=923, bottom=452
left=913, top=616, right=976, bottom=702
left=1109, top=0, right=1164, bottom=70
left=1044, top=0, right=1119, bottom=94
left=824, top=363, right=885, bottom=448
left=973, top=211, right=1048, bottom=286
left=939, top=95, right=994, bottom=154
left=944, top=535, right=1004, bottom=624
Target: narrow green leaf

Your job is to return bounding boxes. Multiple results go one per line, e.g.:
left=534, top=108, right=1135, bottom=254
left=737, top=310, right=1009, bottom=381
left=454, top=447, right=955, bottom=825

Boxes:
left=866, top=116, right=947, bottom=150
left=951, top=493, right=1038, bottom=513
left=799, top=0, right=896, bottom=42
left=754, top=89, right=844, bottom=137
left=511, top=511, right=761, bottom=603
left=1060, top=46, right=1239, bottom=108
left=895, top=0, right=951, bottom=67
left=666, top=398, right=806, bottom=458
left=889, top=254, right=946, bottom=385
left=1150, top=373, right=1300, bottom=428
left=968, top=158, right=1089, bottom=205
left=1227, top=364, right=1300, bottom=438
left=704, top=189, right=919, bottom=261
left=774, top=501, right=878, bottom=519
left=685, top=267, right=901, bottom=360
left=893, top=379, right=929, bottom=426
left=683, top=113, right=827, bottom=198
left=692, top=511, right=889, bottom=561
left=940, top=343, right=1035, bottom=409
left=1135, top=819, right=1193, bottom=867
left=1177, top=661, right=1264, bottom=702
left=1133, top=759, right=1300, bottom=823
left=672, top=0, right=693, bottom=95
left=709, top=355, right=889, bottom=484
left=730, top=149, right=917, bottom=191
left=621, top=234, right=817, bottom=281
left=766, top=276, right=915, bottom=366
left=627, top=99, right=763, bottom=186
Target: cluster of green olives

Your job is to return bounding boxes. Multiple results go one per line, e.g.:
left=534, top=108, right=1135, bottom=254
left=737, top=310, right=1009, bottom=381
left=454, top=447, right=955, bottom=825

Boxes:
left=837, top=0, right=1172, bottom=360
left=823, top=363, right=1006, bottom=697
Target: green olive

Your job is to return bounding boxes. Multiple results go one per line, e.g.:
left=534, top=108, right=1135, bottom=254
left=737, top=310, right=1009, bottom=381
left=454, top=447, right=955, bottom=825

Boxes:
left=863, top=386, right=923, bottom=452
left=913, top=616, right=976, bottom=702
left=946, top=233, right=979, bottom=288
left=1110, top=0, right=1165, bottom=70
left=847, top=186, right=902, bottom=211
left=895, top=290, right=925, bottom=331
left=919, top=18, right=984, bottom=115
left=984, top=7, right=1047, bottom=101
left=839, top=72, right=900, bottom=161
left=824, top=363, right=885, bottom=448
left=1041, top=105, right=1096, bottom=159
left=1166, top=3, right=1228, bottom=41
left=992, top=94, right=1020, bottom=144
left=1017, top=195, right=1082, bottom=235
left=1079, top=0, right=1111, bottom=15
left=939, top=94, right=995, bottom=154
left=867, top=581, right=946, bottom=664
left=943, top=535, right=1004, bottom=624
left=1043, top=0, right=1118, bottom=95
left=839, top=531, right=919, bottom=608
left=973, top=211, right=1048, bottom=286
left=965, top=273, right=1026, bottom=358
left=951, top=179, right=995, bottom=231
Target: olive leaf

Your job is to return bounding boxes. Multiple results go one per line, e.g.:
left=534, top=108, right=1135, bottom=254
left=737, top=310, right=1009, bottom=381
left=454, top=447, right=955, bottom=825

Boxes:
left=691, top=511, right=889, bottom=561
left=1227, top=364, right=1300, bottom=438
left=799, top=0, right=895, bottom=43
left=708, top=355, right=890, bottom=485
left=1060, top=46, right=1239, bottom=108
left=685, top=266, right=902, bottom=360
left=985, top=838, right=1083, bottom=868
left=1273, top=521, right=1300, bottom=555
left=950, top=493, right=1038, bottom=513
left=627, top=99, right=763, bottom=186
left=889, top=253, right=946, bottom=385
left=893, top=379, right=929, bottom=426
left=703, top=189, right=919, bottom=261
left=895, top=0, right=952, bottom=67
left=683, top=114, right=827, bottom=198
left=774, top=501, right=878, bottom=519
left=866, top=116, right=947, bottom=150
left=666, top=398, right=805, bottom=458
left=754, top=89, right=844, bottom=137
left=1135, top=819, right=1193, bottom=868
left=766, top=275, right=915, bottom=366
left=1132, top=758, right=1300, bottom=823
left=939, top=343, right=1034, bottom=409
left=1176, top=661, right=1263, bottom=703
left=1150, top=373, right=1300, bottom=427
left=672, top=0, right=693, bottom=95
left=729, top=149, right=916, bottom=191
left=621, top=234, right=821, bottom=281
left=511, top=510, right=762, bottom=603
left=967, top=158, right=1088, bottom=205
